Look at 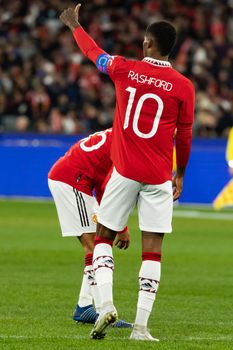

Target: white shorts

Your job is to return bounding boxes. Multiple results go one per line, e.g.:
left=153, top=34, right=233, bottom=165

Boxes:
left=97, top=168, right=173, bottom=233
left=48, top=179, right=98, bottom=237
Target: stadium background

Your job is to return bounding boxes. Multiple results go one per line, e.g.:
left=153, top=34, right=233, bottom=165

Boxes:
left=1, top=2, right=233, bottom=349
left=0, top=0, right=233, bottom=202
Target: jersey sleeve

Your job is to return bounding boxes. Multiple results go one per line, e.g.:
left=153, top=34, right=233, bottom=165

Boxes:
left=72, top=27, right=129, bottom=77
left=176, top=80, right=195, bottom=168
left=73, top=26, right=106, bottom=67
left=105, top=55, right=130, bottom=80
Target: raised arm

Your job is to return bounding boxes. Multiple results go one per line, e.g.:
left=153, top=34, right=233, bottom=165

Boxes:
left=60, top=4, right=112, bottom=73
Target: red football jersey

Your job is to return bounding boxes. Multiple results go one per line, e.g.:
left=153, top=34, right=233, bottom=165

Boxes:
left=73, top=27, right=195, bottom=184
left=48, top=129, right=112, bottom=203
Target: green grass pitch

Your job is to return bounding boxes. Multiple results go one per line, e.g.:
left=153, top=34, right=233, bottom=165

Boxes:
left=0, top=200, right=233, bottom=350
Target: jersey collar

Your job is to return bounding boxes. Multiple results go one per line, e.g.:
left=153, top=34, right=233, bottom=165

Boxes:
left=143, top=57, right=172, bottom=68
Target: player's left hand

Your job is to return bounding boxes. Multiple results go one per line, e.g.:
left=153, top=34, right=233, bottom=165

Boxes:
left=60, top=3, right=81, bottom=31
left=114, top=229, right=130, bottom=250
left=172, top=175, right=183, bottom=201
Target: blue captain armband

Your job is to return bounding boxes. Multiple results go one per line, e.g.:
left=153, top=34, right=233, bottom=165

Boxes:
left=96, top=53, right=112, bottom=74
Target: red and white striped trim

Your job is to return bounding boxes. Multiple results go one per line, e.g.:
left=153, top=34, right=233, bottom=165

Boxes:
left=143, top=57, right=172, bottom=68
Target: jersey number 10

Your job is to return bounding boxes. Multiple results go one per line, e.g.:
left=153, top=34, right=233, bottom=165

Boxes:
left=124, top=87, right=164, bottom=139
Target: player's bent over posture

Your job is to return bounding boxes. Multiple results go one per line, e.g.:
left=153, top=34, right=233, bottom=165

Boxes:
left=48, top=128, right=132, bottom=329
left=60, top=4, right=195, bottom=341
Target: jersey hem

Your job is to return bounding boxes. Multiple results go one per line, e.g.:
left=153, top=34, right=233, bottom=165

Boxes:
left=48, top=178, right=93, bottom=197
left=61, top=229, right=96, bottom=237
left=113, top=166, right=172, bottom=185
left=139, top=225, right=172, bottom=233
left=97, top=217, right=125, bottom=232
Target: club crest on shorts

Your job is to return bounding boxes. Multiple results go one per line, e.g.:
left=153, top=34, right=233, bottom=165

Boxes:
left=91, top=214, right=98, bottom=224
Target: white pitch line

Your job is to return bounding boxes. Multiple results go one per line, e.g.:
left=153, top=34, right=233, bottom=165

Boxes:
left=0, top=196, right=52, bottom=203
left=185, top=336, right=233, bottom=341
left=173, top=210, right=233, bottom=220
left=132, top=209, right=233, bottom=220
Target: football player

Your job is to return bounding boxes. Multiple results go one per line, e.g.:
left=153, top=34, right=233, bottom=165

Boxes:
left=48, top=128, right=131, bottom=328
left=60, top=4, right=194, bottom=341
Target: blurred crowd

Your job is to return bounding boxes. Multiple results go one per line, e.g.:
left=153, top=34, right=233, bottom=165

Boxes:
left=0, top=0, right=233, bottom=137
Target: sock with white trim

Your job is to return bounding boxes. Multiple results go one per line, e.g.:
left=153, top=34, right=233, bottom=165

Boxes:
left=93, top=237, right=115, bottom=313
left=134, top=252, right=161, bottom=327
left=84, top=253, right=102, bottom=314
left=77, top=254, right=93, bottom=307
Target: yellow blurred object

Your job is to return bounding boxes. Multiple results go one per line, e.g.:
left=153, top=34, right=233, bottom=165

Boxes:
left=226, top=127, right=233, bottom=165
left=213, top=128, right=233, bottom=209
left=172, top=146, right=177, bottom=173
left=213, top=179, right=233, bottom=209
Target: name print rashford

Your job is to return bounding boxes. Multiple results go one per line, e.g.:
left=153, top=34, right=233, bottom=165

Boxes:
left=128, top=70, right=173, bottom=91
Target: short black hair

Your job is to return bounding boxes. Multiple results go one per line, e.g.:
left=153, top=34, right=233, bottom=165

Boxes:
left=146, top=21, right=176, bottom=56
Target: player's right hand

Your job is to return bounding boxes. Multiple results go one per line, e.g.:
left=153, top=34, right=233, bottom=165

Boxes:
left=60, top=3, right=81, bottom=31
left=114, top=229, right=130, bottom=250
